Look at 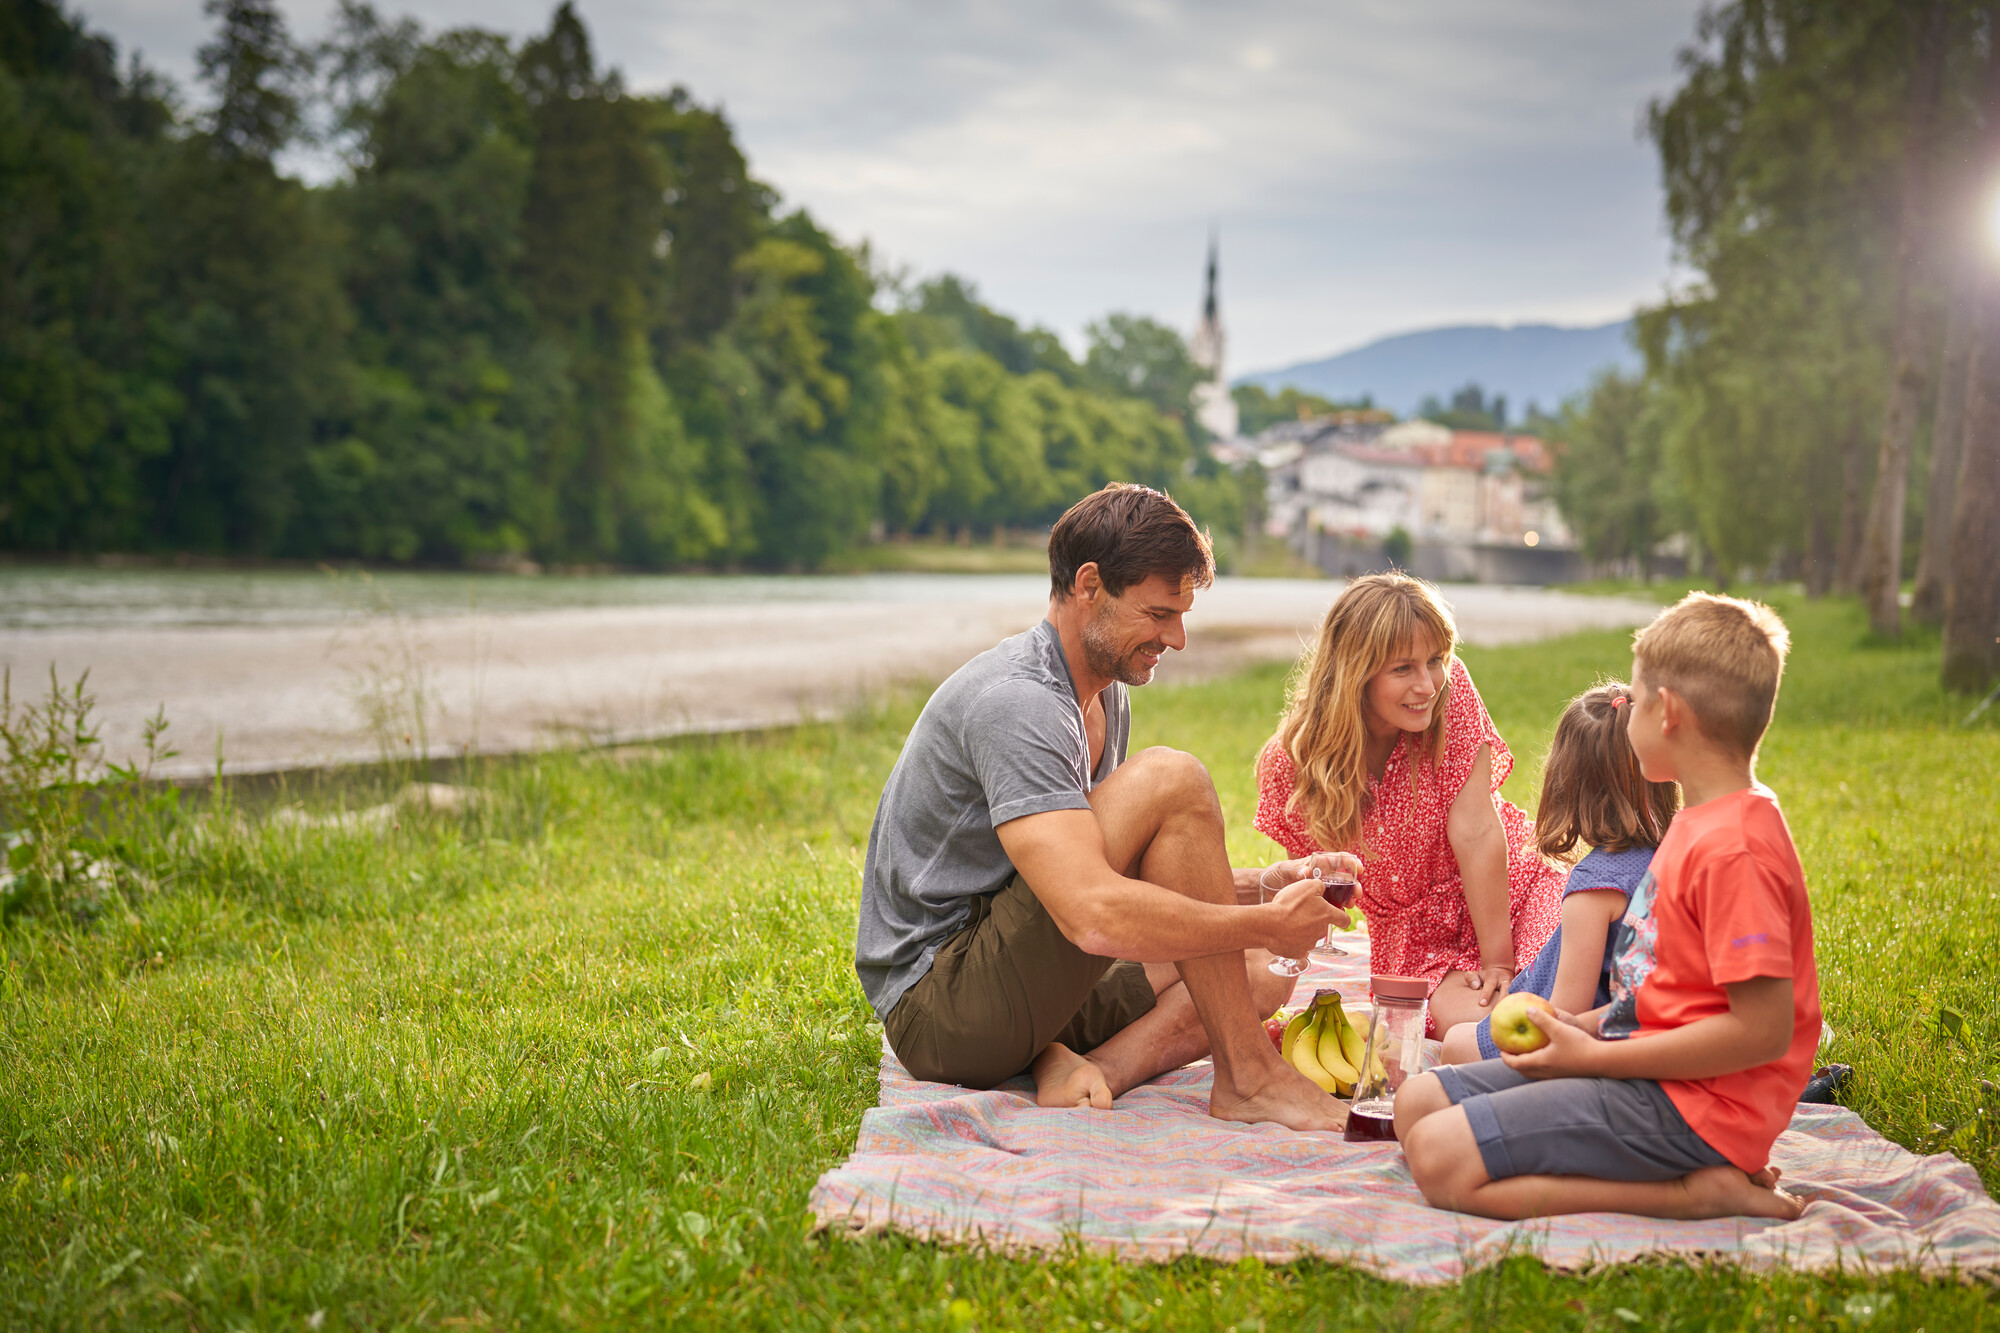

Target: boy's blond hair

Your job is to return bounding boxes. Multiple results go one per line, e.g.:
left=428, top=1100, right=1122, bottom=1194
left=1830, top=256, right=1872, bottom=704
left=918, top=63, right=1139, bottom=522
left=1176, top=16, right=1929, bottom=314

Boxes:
left=1632, top=592, right=1791, bottom=759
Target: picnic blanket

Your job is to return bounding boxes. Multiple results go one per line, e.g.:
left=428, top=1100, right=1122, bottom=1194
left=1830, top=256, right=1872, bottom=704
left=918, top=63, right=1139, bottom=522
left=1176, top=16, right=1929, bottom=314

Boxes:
left=812, top=932, right=2000, bottom=1282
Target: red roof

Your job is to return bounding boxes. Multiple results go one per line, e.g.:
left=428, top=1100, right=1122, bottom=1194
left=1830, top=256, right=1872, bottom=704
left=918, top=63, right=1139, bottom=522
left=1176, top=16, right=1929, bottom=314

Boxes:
left=1407, top=431, right=1551, bottom=474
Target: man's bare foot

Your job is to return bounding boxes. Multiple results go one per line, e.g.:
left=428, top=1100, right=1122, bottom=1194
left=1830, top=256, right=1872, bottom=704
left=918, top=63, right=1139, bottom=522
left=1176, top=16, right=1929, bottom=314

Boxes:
left=1678, top=1164, right=1805, bottom=1221
left=1209, top=1056, right=1347, bottom=1132
left=1033, top=1042, right=1113, bottom=1109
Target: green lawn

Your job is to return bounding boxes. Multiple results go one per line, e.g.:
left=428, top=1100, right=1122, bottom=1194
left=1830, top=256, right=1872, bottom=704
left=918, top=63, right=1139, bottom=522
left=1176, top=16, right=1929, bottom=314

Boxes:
left=2, top=593, right=1996, bottom=1329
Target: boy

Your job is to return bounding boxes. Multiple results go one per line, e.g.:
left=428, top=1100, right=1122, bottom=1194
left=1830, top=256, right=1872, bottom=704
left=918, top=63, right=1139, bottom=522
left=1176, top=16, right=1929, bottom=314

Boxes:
left=1396, top=592, right=1820, bottom=1221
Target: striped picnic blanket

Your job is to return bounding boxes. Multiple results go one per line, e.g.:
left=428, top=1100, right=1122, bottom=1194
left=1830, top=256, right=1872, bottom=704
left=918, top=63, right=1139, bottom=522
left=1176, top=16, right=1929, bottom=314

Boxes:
left=811, top=932, right=2000, bottom=1282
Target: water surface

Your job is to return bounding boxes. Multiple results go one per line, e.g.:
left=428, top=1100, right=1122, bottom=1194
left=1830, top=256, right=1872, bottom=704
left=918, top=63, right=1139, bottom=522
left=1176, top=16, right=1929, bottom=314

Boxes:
left=0, top=566, right=1054, bottom=631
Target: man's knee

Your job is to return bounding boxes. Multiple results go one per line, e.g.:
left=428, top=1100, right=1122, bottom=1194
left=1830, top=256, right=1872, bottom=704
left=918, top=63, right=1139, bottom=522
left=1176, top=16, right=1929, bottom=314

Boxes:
left=1123, top=746, right=1220, bottom=814
left=890, top=1028, right=1032, bottom=1090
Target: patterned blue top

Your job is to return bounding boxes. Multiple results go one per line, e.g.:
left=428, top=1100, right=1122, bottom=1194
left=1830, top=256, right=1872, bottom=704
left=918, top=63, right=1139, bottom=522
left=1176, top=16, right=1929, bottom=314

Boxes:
left=1473, top=843, right=1658, bottom=1059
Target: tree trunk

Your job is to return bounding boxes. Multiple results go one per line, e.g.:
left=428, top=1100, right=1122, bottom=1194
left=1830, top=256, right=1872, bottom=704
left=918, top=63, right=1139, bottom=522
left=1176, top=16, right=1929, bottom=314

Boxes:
left=1805, top=500, right=1837, bottom=598
left=1941, top=12, right=2000, bottom=694
left=1912, top=271, right=1976, bottom=622
left=1945, top=279, right=2000, bottom=693
left=1859, top=0, right=1952, bottom=637
left=1834, top=420, right=1869, bottom=593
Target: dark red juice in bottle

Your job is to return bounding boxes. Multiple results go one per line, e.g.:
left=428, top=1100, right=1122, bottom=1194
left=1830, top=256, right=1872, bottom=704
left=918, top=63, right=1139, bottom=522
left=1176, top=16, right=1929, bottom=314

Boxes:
left=1343, top=1098, right=1397, bottom=1142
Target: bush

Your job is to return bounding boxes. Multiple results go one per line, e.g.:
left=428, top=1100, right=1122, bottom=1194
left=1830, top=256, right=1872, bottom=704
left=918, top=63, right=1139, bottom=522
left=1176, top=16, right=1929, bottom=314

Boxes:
left=0, top=669, right=178, bottom=925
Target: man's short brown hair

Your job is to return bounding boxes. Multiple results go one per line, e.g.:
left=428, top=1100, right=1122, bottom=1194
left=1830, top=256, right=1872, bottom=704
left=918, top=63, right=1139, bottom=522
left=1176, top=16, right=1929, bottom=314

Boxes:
left=1632, top=592, right=1791, bottom=759
left=1047, top=484, right=1215, bottom=601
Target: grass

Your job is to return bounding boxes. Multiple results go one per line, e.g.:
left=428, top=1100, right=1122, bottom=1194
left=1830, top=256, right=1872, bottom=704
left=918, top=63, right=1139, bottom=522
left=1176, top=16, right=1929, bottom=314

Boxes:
left=1, top=593, right=1996, bottom=1328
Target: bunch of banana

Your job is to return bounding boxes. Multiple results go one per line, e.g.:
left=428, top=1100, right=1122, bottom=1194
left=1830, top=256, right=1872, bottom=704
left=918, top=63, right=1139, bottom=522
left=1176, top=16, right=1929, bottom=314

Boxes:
left=1279, top=989, right=1379, bottom=1096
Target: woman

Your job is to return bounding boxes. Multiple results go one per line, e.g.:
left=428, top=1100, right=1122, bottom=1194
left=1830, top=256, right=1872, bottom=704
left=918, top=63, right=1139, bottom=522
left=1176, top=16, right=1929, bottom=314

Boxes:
left=1253, top=572, right=1564, bottom=1035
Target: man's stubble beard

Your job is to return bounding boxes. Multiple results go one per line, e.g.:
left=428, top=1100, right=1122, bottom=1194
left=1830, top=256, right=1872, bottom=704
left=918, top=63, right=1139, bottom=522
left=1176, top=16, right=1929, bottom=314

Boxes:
left=1081, top=601, right=1164, bottom=687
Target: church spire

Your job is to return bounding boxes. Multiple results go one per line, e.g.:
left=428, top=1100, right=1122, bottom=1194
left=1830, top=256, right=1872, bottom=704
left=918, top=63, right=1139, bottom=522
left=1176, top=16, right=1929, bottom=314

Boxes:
left=1203, top=228, right=1219, bottom=326
left=1190, top=226, right=1239, bottom=438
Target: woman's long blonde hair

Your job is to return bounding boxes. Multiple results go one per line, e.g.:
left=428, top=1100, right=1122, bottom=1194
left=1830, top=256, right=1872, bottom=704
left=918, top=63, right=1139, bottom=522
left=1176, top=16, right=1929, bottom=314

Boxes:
left=1262, top=572, right=1459, bottom=853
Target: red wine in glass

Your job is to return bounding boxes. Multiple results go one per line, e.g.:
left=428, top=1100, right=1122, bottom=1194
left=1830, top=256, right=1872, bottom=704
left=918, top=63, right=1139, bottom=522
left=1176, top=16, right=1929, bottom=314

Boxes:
left=1343, top=1097, right=1398, bottom=1142
left=1312, top=870, right=1356, bottom=960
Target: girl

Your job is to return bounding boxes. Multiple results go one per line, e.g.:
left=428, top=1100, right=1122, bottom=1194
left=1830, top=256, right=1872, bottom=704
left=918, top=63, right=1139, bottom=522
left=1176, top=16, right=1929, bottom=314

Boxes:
left=1254, top=573, right=1567, bottom=1035
left=1439, top=681, right=1681, bottom=1063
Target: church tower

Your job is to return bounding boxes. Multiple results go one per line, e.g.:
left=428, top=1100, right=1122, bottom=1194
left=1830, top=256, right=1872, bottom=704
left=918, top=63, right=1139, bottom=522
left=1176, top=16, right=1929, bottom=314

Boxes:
left=1189, top=231, right=1240, bottom=438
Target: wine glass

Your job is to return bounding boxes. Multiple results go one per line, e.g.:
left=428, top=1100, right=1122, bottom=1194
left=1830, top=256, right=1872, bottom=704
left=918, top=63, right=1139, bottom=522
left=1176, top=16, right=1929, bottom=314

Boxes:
left=1312, top=865, right=1356, bottom=960
left=1257, top=861, right=1312, bottom=977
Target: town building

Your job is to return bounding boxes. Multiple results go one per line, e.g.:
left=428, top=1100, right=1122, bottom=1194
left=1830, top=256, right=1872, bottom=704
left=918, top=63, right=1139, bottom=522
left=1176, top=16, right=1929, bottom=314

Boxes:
left=1189, top=233, right=1239, bottom=440
left=1251, top=413, right=1581, bottom=584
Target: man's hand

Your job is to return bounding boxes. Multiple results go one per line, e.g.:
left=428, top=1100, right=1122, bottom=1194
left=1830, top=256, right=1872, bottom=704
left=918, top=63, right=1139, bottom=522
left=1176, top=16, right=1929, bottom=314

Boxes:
left=1262, top=878, right=1341, bottom=958
left=1462, top=964, right=1515, bottom=1009
left=1500, top=1005, right=1606, bottom=1079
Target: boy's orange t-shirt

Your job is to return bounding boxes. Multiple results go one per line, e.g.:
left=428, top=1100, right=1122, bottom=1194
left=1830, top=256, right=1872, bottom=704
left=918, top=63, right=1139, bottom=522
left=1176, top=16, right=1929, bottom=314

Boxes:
left=1615, top=783, right=1821, bottom=1173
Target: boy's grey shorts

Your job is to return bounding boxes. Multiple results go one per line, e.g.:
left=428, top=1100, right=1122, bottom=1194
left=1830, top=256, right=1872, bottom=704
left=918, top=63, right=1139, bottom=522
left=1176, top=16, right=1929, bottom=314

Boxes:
left=1432, top=1059, right=1731, bottom=1183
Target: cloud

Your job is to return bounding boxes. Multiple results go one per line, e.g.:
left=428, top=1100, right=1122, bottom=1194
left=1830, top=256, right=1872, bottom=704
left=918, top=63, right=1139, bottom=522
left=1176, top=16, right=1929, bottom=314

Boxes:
left=73, top=0, right=1705, bottom=370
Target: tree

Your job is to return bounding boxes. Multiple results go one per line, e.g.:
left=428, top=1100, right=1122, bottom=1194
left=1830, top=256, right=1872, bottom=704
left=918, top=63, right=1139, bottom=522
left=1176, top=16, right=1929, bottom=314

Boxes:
left=1082, top=314, right=1200, bottom=422
left=1858, top=0, right=1956, bottom=637
left=1943, top=10, right=2000, bottom=695
left=0, top=0, right=1234, bottom=572
left=0, top=0, right=175, bottom=551
left=197, top=0, right=310, bottom=160
left=1641, top=0, right=1930, bottom=586
left=1230, top=384, right=1377, bottom=435
left=1550, top=368, right=1670, bottom=575
left=1416, top=383, right=1503, bottom=431
left=1912, top=266, right=1976, bottom=622
left=311, top=24, right=561, bottom=564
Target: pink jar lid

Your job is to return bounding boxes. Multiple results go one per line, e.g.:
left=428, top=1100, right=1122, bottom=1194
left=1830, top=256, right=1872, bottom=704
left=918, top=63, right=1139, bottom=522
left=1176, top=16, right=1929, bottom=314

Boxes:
left=1370, top=974, right=1430, bottom=1002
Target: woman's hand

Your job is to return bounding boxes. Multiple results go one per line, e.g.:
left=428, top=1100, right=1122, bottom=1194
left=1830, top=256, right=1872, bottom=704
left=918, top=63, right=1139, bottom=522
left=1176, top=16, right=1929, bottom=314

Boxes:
left=1253, top=854, right=1360, bottom=928
left=1303, top=851, right=1363, bottom=885
left=1462, top=964, right=1515, bottom=1008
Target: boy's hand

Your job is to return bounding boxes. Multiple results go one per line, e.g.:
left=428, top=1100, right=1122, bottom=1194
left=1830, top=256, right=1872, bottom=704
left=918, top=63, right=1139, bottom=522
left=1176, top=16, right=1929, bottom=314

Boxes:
left=1501, top=1005, right=1605, bottom=1079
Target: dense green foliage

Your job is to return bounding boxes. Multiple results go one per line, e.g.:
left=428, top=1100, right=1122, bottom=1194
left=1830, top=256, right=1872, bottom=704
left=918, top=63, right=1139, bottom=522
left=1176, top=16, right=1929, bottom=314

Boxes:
left=1551, top=1, right=1990, bottom=613
left=1416, top=383, right=1513, bottom=432
left=0, top=0, right=1250, bottom=569
left=1230, top=384, right=1384, bottom=435
left=2, top=596, right=1995, bottom=1325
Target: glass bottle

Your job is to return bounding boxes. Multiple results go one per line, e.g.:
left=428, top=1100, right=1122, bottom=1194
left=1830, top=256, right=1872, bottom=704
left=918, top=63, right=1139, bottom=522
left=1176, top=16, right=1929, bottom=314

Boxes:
left=1343, top=974, right=1430, bottom=1143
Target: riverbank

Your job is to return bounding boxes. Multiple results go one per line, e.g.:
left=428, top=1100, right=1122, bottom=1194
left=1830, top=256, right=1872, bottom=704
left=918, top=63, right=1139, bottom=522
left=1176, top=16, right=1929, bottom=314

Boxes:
left=0, top=571, right=1664, bottom=779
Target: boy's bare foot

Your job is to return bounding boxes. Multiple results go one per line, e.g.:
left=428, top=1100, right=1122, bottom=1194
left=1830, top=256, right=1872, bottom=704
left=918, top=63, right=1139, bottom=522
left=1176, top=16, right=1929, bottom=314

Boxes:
left=1033, top=1043, right=1113, bottom=1109
left=1679, top=1163, right=1805, bottom=1221
left=1210, top=1057, right=1348, bottom=1132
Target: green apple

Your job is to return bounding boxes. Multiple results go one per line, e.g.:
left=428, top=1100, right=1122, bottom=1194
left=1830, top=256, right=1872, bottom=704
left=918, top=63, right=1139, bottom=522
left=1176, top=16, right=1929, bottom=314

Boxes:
left=1490, top=992, right=1558, bottom=1055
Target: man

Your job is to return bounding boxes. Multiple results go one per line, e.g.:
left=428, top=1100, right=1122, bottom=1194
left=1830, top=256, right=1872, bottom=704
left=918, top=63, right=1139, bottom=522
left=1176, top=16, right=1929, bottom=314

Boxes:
left=854, top=484, right=1346, bottom=1130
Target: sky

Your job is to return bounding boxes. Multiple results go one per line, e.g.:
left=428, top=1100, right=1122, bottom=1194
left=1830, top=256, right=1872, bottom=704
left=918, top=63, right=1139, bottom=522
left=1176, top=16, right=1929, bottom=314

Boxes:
left=75, top=0, right=1709, bottom=375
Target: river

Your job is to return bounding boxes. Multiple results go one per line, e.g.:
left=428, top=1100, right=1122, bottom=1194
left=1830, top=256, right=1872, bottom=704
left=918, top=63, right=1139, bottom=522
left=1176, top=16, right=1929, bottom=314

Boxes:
left=0, top=566, right=1660, bottom=779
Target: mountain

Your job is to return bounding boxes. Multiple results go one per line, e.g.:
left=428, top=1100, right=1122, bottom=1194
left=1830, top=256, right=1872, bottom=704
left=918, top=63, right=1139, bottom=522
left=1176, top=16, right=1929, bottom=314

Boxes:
left=1236, top=319, right=1640, bottom=418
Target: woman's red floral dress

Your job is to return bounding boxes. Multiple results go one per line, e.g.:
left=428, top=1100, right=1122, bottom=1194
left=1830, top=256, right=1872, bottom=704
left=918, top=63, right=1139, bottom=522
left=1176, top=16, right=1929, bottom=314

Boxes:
left=1254, top=658, right=1563, bottom=994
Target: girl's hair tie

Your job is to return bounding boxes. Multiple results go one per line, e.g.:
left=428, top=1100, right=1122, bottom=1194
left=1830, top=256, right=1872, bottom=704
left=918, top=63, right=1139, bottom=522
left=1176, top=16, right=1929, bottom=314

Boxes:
left=1612, top=695, right=1627, bottom=710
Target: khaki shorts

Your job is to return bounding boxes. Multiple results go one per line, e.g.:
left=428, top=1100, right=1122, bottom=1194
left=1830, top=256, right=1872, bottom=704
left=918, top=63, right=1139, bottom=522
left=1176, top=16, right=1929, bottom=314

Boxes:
left=884, top=873, right=1157, bottom=1088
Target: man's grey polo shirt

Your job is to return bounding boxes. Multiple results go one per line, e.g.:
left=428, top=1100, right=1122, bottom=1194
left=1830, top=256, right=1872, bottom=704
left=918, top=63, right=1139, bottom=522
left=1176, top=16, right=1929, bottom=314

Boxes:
left=854, top=618, right=1128, bottom=1021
